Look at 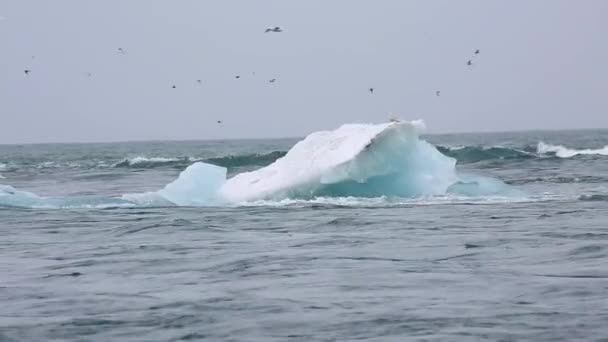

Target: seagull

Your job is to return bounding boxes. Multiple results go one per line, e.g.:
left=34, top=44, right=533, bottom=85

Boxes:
left=217, top=120, right=222, bottom=124
left=436, top=90, right=441, bottom=96
left=265, top=26, right=283, bottom=33
left=475, top=49, right=480, bottom=55
left=467, top=60, right=472, bottom=66
left=369, top=87, right=374, bottom=94
left=24, top=69, right=31, bottom=75
left=235, top=75, right=240, bottom=79
left=269, top=78, right=276, bottom=83
left=172, top=85, right=176, bottom=89
left=118, top=48, right=126, bottom=54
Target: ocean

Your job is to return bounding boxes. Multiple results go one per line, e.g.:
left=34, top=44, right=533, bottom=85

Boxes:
left=1, top=125, right=608, bottom=341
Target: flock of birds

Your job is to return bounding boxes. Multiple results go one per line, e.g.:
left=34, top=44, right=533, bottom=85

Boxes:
left=20, top=25, right=481, bottom=124
left=368, top=49, right=481, bottom=97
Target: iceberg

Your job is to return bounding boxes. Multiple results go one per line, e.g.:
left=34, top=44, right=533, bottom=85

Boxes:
left=0, top=120, right=518, bottom=208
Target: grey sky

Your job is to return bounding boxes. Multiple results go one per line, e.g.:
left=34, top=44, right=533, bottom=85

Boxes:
left=1, top=1, right=607, bottom=144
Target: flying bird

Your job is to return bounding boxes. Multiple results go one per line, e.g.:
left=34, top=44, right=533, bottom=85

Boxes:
left=118, top=48, right=126, bottom=54
left=436, top=90, right=440, bottom=96
left=86, top=72, right=92, bottom=79
left=467, top=60, right=472, bottom=66
left=235, top=75, right=240, bottom=79
left=369, top=87, right=374, bottom=94
left=475, top=49, right=480, bottom=55
left=265, top=26, right=283, bottom=33
left=217, top=120, right=222, bottom=124
left=268, top=78, right=276, bottom=83
left=196, top=79, right=202, bottom=84
left=24, top=69, right=31, bottom=75
left=172, top=85, right=176, bottom=89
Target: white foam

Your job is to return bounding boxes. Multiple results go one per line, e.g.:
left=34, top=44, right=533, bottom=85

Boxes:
left=114, top=156, right=189, bottom=167
left=237, top=194, right=546, bottom=208
left=538, top=142, right=608, bottom=158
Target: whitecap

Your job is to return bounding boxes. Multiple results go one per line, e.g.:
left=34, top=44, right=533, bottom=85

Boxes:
left=538, top=142, right=608, bottom=158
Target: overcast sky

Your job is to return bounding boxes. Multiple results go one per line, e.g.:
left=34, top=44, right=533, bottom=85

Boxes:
left=1, top=1, right=607, bottom=143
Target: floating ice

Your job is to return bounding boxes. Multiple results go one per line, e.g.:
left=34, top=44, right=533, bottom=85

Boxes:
left=0, top=120, right=520, bottom=208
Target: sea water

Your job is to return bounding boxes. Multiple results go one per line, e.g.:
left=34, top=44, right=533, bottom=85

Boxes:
left=1, top=124, right=607, bottom=341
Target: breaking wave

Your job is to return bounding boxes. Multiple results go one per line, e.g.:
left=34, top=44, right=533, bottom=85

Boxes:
left=112, top=156, right=190, bottom=168
left=537, top=142, right=608, bottom=158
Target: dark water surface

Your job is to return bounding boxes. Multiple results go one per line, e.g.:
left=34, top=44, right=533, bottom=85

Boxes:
left=2, top=129, right=608, bottom=341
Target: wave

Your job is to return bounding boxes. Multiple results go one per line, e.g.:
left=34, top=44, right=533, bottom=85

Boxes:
left=578, top=194, right=608, bottom=202
left=112, top=152, right=287, bottom=169
left=0, top=120, right=522, bottom=209
left=537, top=142, right=608, bottom=158
left=436, top=141, right=608, bottom=163
left=3, top=141, right=605, bottom=174
left=436, top=146, right=535, bottom=164
left=0, top=152, right=286, bottom=173
left=112, top=156, right=193, bottom=168
left=204, top=151, right=286, bottom=168
left=507, top=175, right=608, bottom=185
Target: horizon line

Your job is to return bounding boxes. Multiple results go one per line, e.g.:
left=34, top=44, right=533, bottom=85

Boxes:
left=0, top=126, right=606, bottom=146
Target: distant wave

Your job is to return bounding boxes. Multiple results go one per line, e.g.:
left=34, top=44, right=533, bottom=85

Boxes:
left=507, top=175, right=608, bottom=185
left=109, top=145, right=561, bottom=170
left=578, top=194, right=608, bottom=202
left=2, top=142, right=606, bottom=174
left=204, top=151, right=286, bottom=168
left=438, top=142, right=608, bottom=163
left=112, top=156, right=193, bottom=168
left=112, top=152, right=287, bottom=169
left=436, top=146, right=535, bottom=164
left=537, top=142, right=608, bottom=158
